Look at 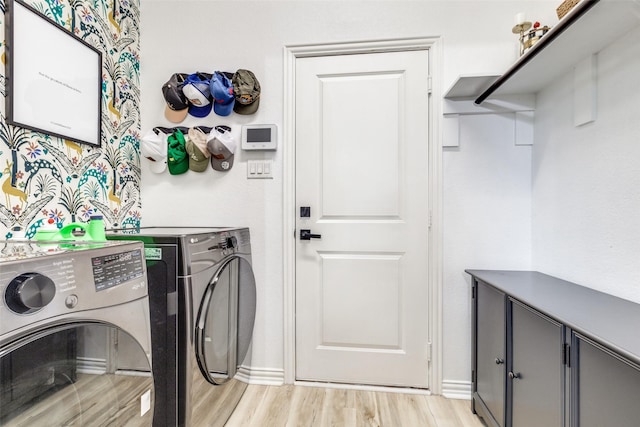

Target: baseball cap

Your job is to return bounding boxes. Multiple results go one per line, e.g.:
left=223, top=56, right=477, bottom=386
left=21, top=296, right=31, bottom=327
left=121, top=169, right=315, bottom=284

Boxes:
left=167, top=129, right=189, bottom=175
left=186, top=127, right=210, bottom=172
left=162, top=73, right=189, bottom=123
left=207, top=126, right=236, bottom=172
left=188, top=127, right=210, bottom=158
left=182, top=73, right=212, bottom=118
left=210, top=71, right=235, bottom=116
left=186, top=140, right=209, bottom=172
left=232, top=69, right=261, bottom=115
left=141, top=128, right=169, bottom=173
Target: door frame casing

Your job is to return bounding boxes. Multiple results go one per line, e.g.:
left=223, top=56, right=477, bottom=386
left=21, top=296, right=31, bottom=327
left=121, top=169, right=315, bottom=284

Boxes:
left=282, top=37, right=444, bottom=394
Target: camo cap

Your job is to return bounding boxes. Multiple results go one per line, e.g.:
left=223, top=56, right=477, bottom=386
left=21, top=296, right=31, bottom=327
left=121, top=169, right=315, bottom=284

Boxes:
left=232, top=69, right=260, bottom=115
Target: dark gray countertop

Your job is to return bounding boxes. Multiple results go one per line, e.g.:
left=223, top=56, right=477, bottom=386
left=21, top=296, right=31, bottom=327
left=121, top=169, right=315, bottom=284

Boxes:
left=466, top=270, right=640, bottom=365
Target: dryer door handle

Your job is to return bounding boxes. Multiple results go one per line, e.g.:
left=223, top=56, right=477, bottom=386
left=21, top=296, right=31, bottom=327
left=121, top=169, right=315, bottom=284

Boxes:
left=194, top=256, right=239, bottom=386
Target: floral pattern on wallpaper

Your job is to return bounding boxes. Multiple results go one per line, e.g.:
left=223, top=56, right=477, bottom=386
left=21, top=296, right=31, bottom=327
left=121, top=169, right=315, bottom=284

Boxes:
left=0, top=0, right=141, bottom=239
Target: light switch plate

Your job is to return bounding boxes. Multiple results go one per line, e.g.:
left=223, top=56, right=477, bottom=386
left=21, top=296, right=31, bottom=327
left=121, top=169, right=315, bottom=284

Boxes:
left=247, top=160, right=273, bottom=179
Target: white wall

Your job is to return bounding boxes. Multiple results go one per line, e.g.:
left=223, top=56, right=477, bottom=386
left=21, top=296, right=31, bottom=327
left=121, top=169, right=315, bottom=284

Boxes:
left=443, top=113, right=532, bottom=394
left=532, top=25, right=640, bottom=303
left=139, top=0, right=554, bottom=391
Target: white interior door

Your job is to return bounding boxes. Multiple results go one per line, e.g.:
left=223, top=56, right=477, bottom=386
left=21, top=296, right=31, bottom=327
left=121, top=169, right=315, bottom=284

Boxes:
left=295, top=49, right=431, bottom=388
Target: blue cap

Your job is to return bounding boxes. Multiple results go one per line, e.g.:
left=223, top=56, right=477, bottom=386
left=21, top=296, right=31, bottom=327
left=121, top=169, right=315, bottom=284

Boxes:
left=182, top=73, right=212, bottom=118
left=210, top=72, right=235, bottom=116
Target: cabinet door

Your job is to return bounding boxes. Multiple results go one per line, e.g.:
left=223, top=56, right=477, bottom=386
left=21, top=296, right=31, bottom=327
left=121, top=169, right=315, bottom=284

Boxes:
left=573, top=333, right=640, bottom=427
left=510, top=300, right=565, bottom=427
left=475, top=280, right=506, bottom=427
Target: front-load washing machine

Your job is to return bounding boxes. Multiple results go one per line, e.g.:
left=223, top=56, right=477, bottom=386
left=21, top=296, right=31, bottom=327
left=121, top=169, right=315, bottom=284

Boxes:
left=107, top=227, right=257, bottom=427
left=0, top=239, right=154, bottom=426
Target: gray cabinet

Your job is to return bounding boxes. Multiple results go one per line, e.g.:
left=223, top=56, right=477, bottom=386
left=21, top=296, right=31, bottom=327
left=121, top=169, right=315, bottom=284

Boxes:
left=472, top=280, right=567, bottom=427
left=473, top=281, right=506, bottom=427
left=510, top=300, right=565, bottom=427
left=468, top=270, right=640, bottom=427
left=573, top=333, right=640, bottom=427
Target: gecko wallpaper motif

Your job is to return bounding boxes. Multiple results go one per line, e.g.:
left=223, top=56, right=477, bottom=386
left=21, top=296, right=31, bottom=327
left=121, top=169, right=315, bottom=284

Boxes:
left=0, top=0, right=141, bottom=239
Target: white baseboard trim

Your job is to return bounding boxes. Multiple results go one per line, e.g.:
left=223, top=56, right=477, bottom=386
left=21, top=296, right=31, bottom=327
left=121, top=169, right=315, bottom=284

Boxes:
left=441, top=380, right=472, bottom=400
left=236, top=369, right=469, bottom=400
left=239, top=366, right=285, bottom=386
left=294, top=381, right=432, bottom=396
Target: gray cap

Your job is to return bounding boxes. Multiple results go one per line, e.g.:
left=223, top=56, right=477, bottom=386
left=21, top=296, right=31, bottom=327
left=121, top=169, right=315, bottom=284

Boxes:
left=206, top=126, right=236, bottom=172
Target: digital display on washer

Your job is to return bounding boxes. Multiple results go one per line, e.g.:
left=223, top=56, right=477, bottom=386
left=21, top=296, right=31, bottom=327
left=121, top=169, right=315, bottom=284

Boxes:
left=92, top=249, right=144, bottom=291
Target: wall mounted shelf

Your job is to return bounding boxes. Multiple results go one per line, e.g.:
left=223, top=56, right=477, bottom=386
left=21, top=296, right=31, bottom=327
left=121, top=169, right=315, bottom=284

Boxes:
left=445, top=0, right=640, bottom=104
left=474, top=0, right=640, bottom=104
left=444, top=74, right=499, bottom=100
left=442, top=0, right=640, bottom=147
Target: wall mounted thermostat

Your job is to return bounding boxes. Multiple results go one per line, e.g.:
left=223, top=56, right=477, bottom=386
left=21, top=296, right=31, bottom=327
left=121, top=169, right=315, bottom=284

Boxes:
left=241, top=124, right=277, bottom=151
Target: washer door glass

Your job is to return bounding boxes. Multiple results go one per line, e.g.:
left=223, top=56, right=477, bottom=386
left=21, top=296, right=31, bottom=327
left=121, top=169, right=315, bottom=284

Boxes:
left=195, top=255, right=257, bottom=385
left=0, top=323, right=153, bottom=426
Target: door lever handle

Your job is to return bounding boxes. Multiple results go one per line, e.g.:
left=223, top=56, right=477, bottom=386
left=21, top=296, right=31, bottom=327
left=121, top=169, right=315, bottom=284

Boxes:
left=300, top=229, right=322, bottom=241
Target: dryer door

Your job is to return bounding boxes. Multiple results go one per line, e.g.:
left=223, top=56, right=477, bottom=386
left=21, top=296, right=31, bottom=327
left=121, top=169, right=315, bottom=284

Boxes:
left=194, top=255, right=256, bottom=385
left=0, top=322, right=153, bottom=426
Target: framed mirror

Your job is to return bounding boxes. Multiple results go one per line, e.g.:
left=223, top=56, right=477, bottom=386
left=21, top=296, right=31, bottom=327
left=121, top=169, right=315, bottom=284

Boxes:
left=5, top=0, right=102, bottom=147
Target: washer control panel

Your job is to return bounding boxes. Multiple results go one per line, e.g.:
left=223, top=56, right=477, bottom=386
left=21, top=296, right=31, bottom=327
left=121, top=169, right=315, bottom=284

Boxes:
left=0, top=241, right=147, bottom=337
left=92, top=249, right=145, bottom=292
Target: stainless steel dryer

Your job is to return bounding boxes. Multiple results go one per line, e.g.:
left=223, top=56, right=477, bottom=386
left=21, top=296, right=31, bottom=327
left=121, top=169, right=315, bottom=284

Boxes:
left=107, top=227, right=257, bottom=427
left=0, top=239, right=154, bottom=426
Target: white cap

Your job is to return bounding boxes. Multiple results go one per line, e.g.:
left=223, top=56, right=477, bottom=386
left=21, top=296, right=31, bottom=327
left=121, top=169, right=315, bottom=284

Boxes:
left=141, top=129, right=168, bottom=173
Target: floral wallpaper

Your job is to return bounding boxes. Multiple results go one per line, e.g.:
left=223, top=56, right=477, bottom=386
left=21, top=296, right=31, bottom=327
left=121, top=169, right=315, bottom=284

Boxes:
left=0, top=0, right=141, bottom=239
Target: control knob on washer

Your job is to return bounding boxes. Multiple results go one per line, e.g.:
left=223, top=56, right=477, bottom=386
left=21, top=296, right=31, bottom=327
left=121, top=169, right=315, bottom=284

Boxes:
left=4, top=272, right=56, bottom=314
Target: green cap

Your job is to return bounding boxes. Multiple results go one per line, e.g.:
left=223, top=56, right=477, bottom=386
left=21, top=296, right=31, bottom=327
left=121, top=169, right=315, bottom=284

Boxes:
left=232, top=69, right=261, bottom=115
left=186, top=139, right=209, bottom=172
left=167, top=129, right=189, bottom=175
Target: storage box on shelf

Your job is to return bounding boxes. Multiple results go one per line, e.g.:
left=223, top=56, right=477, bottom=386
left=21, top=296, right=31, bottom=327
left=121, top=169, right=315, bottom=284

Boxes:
left=556, top=0, right=581, bottom=19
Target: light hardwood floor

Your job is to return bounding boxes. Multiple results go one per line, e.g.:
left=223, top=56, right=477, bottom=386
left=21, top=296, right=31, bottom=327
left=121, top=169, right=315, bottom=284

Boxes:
left=1, top=373, right=153, bottom=427
left=225, top=384, right=485, bottom=427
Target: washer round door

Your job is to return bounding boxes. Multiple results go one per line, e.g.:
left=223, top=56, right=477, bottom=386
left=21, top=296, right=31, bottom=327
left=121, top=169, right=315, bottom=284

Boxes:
left=0, top=323, right=154, bottom=426
left=195, top=255, right=257, bottom=385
